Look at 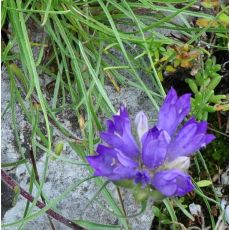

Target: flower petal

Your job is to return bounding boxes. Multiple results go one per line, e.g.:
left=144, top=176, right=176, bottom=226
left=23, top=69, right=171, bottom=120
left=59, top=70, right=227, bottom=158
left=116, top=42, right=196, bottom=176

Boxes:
left=117, top=151, right=138, bottom=168
left=100, top=132, right=124, bottom=149
left=87, top=144, right=137, bottom=180
left=87, top=145, right=117, bottom=177
left=113, top=166, right=136, bottom=180
left=101, top=105, right=139, bottom=158
left=118, top=104, right=129, bottom=118
left=106, top=120, right=116, bottom=133
left=157, top=87, right=191, bottom=136
left=135, top=111, right=149, bottom=142
left=152, top=169, right=194, bottom=197
left=134, top=171, right=150, bottom=187
left=167, top=118, right=215, bottom=160
left=164, top=156, right=190, bottom=171
left=142, top=127, right=170, bottom=169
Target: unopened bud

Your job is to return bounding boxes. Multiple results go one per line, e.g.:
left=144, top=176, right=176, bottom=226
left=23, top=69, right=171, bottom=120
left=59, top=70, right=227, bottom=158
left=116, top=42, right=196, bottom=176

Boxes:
left=135, top=111, right=149, bottom=142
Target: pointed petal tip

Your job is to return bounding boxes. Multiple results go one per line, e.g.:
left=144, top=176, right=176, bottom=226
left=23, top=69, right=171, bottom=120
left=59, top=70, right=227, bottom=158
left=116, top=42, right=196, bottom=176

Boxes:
left=166, top=87, right=178, bottom=100
left=118, top=104, right=129, bottom=117
left=205, top=134, right=216, bottom=144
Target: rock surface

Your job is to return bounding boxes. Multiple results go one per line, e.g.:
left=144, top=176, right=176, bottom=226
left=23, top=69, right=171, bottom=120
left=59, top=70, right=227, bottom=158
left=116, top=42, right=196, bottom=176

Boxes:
left=2, top=64, right=156, bottom=229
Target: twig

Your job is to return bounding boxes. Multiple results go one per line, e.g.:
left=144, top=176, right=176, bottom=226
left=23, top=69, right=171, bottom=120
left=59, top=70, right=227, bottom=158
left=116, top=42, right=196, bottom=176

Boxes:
left=1, top=170, right=84, bottom=230
left=207, top=127, right=229, bottom=137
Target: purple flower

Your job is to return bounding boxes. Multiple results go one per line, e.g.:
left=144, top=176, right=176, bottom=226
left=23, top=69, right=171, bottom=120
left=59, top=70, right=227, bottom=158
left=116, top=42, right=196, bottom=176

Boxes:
left=134, top=171, right=150, bottom=188
left=167, top=117, right=215, bottom=161
left=99, top=105, right=139, bottom=159
left=87, top=88, right=215, bottom=197
left=157, top=87, right=191, bottom=136
left=152, top=170, right=194, bottom=197
left=87, top=144, right=137, bottom=180
left=142, top=127, right=170, bottom=169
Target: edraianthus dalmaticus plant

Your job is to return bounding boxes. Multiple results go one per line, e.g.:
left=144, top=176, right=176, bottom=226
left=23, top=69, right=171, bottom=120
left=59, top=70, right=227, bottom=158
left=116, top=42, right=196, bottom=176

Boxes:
left=87, top=88, right=215, bottom=202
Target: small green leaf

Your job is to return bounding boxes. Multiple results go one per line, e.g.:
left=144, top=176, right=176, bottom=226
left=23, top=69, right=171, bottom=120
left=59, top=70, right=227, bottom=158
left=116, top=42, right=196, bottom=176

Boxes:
left=165, top=65, right=176, bottom=73
left=195, top=72, right=203, bottom=86
left=207, top=75, right=222, bottom=91
left=55, top=142, right=64, bottom=155
left=152, top=206, right=161, bottom=217
left=160, top=219, right=171, bottom=224
left=185, top=78, right=198, bottom=94
left=197, top=180, right=212, bottom=187
left=201, top=0, right=219, bottom=9
left=196, top=92, right=203, bottom=103
left=157, top=71, right=164, bottom=82
left=52, top=142, right=64, bottom=160
left=204, top=105, right=216, bottom=113
left=12, top=186, right=20, bottom=206
left=218, top=12, right=229, bottom=27
left=209, top=94, right=226, bottom=103
left=174, top=199, right=195, bottom=221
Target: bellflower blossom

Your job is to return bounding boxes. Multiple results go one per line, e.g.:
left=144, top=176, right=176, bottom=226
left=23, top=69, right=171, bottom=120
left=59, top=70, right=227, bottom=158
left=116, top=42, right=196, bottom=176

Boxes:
left=87, top=87, right=215, bottom=197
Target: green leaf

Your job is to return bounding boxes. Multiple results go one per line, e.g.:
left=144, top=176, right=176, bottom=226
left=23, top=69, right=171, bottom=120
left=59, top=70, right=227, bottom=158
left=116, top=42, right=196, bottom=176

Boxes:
left=12, top=186, right=20, bottom=206
left=165, top=65, right=176, bottom=73
left=52, top=142, right=64, bottom=160
left=218, top=12, right=229, bottom=26
left=160, top=219, right=171, bottom=224
left=73, top=220, right=121, bottom=230
left=185, top=78, right=198, bottom=94
left=207, top=75, right=222, bottom=90
left=197, top=180, right=212, bottom=187
left=55, top=142, right=64, bottom=156
left=152, top=206, right=161, bottom=217
left=163, top=198, right=177, bottom=230
left=174, top=199, right=195, bottom=221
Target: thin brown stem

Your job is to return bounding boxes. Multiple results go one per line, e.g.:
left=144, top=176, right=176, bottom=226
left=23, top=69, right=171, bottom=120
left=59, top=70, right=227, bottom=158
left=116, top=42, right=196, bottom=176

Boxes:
left=116, top=187, right=131, bottom=229
left=207, top=127, right=229, bottom=137
left=1, top=170, right=84, bottom=230
left=117, top=187, right=127, bottom=216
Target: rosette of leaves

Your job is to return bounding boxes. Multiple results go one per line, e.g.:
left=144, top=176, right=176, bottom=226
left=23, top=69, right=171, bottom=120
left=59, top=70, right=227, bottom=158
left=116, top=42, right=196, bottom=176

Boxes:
left=185, top=57, right=227, bottom=120
left=160, top=44, right=201, bottom=74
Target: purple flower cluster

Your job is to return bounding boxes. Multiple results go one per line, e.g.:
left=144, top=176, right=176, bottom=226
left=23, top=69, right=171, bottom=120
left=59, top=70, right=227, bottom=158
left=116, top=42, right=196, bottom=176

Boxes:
left=87, top=88, right=215, bottom=197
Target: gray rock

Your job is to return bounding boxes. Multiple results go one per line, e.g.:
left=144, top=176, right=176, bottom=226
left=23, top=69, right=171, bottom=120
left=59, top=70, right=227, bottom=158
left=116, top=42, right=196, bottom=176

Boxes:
left=2, top=67, right=155, bottom=230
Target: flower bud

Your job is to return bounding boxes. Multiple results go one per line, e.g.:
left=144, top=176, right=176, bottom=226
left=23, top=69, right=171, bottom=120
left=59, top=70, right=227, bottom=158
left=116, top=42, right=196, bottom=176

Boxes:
left=135, top=111, right=148, bottom=142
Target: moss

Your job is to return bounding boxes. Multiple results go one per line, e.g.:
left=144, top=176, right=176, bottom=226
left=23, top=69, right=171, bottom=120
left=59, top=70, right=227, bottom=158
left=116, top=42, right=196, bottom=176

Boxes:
left=203, top=113, right=228, bottom=176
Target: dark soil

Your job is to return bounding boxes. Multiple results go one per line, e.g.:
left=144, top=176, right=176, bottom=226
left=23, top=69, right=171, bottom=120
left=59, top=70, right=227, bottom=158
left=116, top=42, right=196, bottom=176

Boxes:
left=1, top=176, right=15, bottom=219
left=162, top=68, right=192, bottom=96
left=214, top=50, right=229, bottom=95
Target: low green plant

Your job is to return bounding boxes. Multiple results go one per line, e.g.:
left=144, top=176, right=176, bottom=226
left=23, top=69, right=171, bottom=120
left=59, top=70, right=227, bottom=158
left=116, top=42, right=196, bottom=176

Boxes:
left=185, top=57, right=227, bottom=120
